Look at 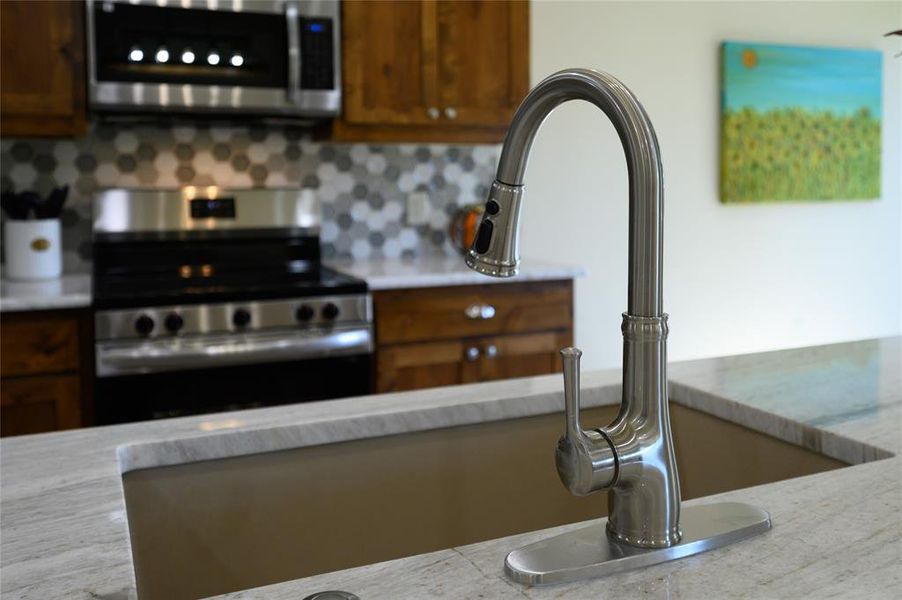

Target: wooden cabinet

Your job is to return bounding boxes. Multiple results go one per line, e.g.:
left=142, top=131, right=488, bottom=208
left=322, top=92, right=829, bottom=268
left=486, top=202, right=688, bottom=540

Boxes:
left=374, top=280, right=573, bottom=393
left=0, top=310, right=92, bottom=436
left=0, top=0, right=87, bottom=138
left=334, top=0, right=529, bottom=143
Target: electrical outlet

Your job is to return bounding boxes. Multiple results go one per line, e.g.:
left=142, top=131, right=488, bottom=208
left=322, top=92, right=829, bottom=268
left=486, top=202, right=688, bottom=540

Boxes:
left=406, top=192, right=430, bottom=225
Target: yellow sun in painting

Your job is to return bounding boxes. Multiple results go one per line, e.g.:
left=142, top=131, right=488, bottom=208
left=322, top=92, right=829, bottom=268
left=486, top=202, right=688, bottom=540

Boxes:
left=742, top=49, right=758, bottom=69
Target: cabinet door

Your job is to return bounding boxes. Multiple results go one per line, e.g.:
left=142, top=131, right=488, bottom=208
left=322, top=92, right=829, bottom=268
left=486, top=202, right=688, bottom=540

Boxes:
left=376, top=339, right=467, bottom=392
left=462, top=331, right=571, bottom=384
left=0, top=0, right=87, bottom=137
left=342, top=0, right=438, bottom=126
left=0, top=374, right=82, bottom=437
left=434, top=0, right=529, bottom=127
left=0, top=313, right=81, bottom=377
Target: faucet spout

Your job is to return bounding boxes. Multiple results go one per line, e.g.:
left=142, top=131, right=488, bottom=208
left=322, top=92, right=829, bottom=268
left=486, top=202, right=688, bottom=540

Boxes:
left=467, top=68, right=681, bottom=550
left=467, top=68, right=663, bottom=317
left=470, top=68, right=771, bottom=585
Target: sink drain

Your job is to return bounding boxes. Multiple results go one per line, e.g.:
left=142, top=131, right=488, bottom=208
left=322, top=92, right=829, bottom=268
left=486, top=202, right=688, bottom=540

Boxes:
left=303, top=592, right=360, bottom=600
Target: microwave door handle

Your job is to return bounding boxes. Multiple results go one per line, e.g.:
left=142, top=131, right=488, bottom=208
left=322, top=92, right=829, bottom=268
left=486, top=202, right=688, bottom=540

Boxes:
left=286, top=2, right=301, bottom=103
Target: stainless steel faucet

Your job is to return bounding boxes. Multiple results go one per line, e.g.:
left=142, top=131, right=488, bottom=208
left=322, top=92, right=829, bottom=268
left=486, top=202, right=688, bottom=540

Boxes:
left=466, top=68, right=771, bottom=585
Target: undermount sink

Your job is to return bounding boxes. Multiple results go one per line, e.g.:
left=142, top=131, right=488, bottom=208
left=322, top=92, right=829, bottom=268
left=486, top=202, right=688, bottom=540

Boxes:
left=121, top=401, right=845, bottom=600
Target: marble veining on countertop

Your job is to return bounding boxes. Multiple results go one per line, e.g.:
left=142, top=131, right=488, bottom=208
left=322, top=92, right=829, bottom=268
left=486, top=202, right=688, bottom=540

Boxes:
left=1, top=337, right=900, bottom=600
left=326, top=256, right=585, bottom=290
left=0, top=273, right=92, bottom=312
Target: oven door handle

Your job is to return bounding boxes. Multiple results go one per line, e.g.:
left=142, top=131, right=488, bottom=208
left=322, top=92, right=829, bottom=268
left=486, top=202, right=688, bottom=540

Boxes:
left=96, top=327, right=373, bottom=377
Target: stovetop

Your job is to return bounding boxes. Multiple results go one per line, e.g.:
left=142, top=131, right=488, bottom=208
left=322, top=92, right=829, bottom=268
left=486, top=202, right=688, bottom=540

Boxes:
left=92, top=229, right=368, bottom=309
left=93, top=264, right=367, bottom=310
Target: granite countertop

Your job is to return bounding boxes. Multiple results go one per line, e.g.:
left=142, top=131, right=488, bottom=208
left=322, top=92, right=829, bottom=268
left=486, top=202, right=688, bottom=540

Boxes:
left=1, top=337, right=899, bottom=599
left=0, top=273, right=92, bottom=312
left=325, top=256, right=586, bottom=290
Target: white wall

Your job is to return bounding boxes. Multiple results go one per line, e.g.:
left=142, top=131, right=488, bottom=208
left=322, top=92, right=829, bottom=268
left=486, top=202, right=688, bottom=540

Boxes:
left=523, top=1, right=902, bottom=370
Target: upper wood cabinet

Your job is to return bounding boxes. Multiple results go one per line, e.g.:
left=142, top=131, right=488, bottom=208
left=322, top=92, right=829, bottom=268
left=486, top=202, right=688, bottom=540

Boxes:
left=0, top=0, right=87, bottom=138
left=334, top=0, right=529, bottom=143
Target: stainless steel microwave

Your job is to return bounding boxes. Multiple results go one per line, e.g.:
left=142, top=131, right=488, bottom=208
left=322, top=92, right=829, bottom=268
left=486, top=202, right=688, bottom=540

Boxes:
left=86, top=0, right=340, bottom=118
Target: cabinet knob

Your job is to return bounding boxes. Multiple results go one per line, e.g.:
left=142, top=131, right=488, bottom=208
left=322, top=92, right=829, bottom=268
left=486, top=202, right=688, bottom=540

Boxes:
left=444, top=106, right=457, bottom=120
left=465, top=303, right=495, bottom=320
left=427, top=107, right=440, bottom=120
left=466, top=346, right=481, bottom=361
left=485, top=344, right=498, bottom=359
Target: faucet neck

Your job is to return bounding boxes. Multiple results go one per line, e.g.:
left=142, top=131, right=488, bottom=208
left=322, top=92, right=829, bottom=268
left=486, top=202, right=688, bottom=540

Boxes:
left=495, top=69, right=664, bottom=317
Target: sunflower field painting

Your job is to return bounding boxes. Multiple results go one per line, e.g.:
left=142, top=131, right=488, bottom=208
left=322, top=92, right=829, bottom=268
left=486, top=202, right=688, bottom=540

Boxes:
left=720, top=42, right=882, bottom=203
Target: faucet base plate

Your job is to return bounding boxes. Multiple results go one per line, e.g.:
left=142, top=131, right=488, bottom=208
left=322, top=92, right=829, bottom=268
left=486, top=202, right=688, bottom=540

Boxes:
left=504, top=502, right=771, bottom=586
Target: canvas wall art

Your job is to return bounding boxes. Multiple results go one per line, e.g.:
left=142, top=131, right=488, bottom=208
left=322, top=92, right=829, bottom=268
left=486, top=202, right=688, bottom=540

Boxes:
left=720, top=41, right=882, bottom=203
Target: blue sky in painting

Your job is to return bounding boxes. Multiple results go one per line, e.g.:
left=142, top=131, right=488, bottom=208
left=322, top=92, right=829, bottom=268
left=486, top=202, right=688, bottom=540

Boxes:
left=722, top=42, right=882, bottom=117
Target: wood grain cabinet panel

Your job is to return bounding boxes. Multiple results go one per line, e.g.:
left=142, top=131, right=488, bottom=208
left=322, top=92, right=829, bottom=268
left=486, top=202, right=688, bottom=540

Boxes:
left=0, top=375, right=82, bottom=437
left=1, top=310, right=91, bottom=437
left=375, top=281, right=573, bottom=393
left=333, top=0, right=528, bottom=143
left=374, top=280, right=572, bottom=345
left=434, top=0, right=528, bottom=127
left=0, top=314, right=80, bottom=377
left=0, top=0, right=87, bottom=137
left=341, top=0, right=436, bottom=126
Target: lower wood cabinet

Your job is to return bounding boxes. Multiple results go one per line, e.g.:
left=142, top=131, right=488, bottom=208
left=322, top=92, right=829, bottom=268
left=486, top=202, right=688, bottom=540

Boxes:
left=374, top=281, right=574, bottom=393
left=0, top=374, right=81, bottom=437
left=0, top=309, right=92, bottom=437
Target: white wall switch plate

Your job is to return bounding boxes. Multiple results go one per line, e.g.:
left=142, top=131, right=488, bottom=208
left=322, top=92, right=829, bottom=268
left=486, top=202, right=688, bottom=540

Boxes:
left=406, top=192, right=430, bottom=225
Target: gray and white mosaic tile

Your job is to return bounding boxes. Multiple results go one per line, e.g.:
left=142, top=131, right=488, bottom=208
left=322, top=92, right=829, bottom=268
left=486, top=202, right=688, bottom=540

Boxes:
left=0, top=124, right=500, bottom=271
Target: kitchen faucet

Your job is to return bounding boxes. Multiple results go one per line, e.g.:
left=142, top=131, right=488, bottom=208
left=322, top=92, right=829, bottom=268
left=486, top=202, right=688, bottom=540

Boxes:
left=466, top=68, right=771, bottom=585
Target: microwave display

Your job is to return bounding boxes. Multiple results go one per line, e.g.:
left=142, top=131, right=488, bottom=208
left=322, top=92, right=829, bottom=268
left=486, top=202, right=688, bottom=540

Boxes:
left=190, top=198, right=236, bottom=220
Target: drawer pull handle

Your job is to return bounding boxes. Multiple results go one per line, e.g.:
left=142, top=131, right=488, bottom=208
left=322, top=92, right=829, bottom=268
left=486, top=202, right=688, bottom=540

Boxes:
left=465, top=303, right=496, bottom=320
left=466, top=346, right=481, bottom=361
left=485, top=344, right=498, bottom=359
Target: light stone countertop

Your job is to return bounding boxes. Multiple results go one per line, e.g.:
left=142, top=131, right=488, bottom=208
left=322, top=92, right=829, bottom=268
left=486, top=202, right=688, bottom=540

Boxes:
left=0, top=273, right=92, bottom=312
left=1, top=337, right=900, bottom=599
left=0, top=258, right=582, bottom=313
left=326, top=256, right=585, bottom=290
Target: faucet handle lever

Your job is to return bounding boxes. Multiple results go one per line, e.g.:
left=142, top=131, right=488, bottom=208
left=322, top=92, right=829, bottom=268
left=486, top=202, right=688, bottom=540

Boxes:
left=560, top=347, right=583, bottom=439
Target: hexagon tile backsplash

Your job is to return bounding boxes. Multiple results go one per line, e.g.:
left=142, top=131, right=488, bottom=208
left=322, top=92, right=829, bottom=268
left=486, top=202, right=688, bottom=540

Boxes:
left=0, top=124, right=500, bottom=272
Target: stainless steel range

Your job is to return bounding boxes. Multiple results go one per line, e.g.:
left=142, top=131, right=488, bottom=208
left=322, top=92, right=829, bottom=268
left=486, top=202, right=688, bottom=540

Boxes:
left=91, top=188, right=372, bottom=424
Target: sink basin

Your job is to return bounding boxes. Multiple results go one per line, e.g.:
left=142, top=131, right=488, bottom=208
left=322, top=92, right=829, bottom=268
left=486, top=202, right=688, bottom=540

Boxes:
left=121, top=402, right=845, bottom=599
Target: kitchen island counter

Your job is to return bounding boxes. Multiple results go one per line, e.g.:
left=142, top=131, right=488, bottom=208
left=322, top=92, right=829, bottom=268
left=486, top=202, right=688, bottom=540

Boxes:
left=1, top=337, right=899, bottom=599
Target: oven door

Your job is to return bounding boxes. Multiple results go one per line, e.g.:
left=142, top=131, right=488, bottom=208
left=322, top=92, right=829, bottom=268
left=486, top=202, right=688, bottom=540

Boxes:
left=86, top=0, right=340, bottom=117
left=94, top=327, right=373, bottom=424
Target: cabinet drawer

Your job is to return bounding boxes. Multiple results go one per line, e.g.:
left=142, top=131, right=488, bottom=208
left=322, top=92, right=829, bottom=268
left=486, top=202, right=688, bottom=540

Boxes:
left=374, top=280, right=572, bottom=344
left=0, top=374, right=82, bottom=436
left=0, top=313, right=80, bottom=376
left=376, top=330, right=571, bottom=393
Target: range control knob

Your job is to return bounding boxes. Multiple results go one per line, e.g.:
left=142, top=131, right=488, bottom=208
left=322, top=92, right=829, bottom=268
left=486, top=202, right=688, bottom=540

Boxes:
left=232, top=309, right=251, bottom=328
left=321, top=302, right=340, bottom=320
left=296, top=304, right=315, bottom=323
left=135, top=315, right=155, bottom=337
left=164, top=313, right=184, bottom=333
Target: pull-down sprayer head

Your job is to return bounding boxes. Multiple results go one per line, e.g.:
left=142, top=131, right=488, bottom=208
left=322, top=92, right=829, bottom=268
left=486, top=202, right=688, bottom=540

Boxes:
left=465, top=181, right=524, bottom=277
